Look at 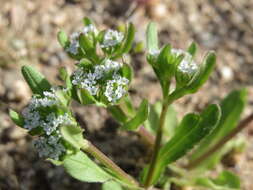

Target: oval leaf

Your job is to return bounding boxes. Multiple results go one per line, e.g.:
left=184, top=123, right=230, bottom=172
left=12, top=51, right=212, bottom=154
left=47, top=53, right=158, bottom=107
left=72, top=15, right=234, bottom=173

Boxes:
left=189, top=89, right=247, bottom=165
left=9, top=109, right=25, bottom=127
left=63, top=151, right=113, bottom=183
left=159, top=104, right=221, bottom=166
left=21, top=65, right=52, bottom=96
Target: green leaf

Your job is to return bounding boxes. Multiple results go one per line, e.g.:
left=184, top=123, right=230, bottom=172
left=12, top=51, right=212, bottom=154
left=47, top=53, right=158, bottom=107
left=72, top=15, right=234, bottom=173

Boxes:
left=108, top=106, right=128, bottom=124
left=63, top=151, right=113, bottom=183
left=213, top=170, right=240, bottom=189
left=60, top=125, right=85, bottom=149
left=190, top=89, right=247, bottom=163
left=59, top=67, right=72, bottom=89
left=159, top=104, right=221, bottom=165
left=57, top=31, right=69, bottom=48
left=9, top=109, right=25, bottom=127
left=144, top=102, right=177, bottom=141
left=21, top=65, right=52, bottom=96
left=186, top=51, right=216, bottom=93
left=142, top=113, right=201, bottom=186
left=79, top=34, right=94, bottom=51
left=187, top=42, right=197, bottom=57
left=76, top=88, right=96, bottom=105
left=195, top=170, right=240, bottom=190
left=83, top=17, right=93, bottom=26
left=146, top=22, right=159, bottom=52
left=121, top=23, right=135, bottom=54
left=122, top=99, right=149, bottom=131
left=121, top=64, right=133, bottom=82
left=102, top=181, right=123, bottom=190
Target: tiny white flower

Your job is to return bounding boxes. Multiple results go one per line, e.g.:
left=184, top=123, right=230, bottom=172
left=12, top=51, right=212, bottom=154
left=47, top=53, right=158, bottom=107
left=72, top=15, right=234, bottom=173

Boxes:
left=81, top=24, right=97, bottom=34
left=171, top=48, right=198, bottom=74
left=149, top=49, right=160, bottom=56
left=178, top=59, right=198, bottom=74
left=104, top=74, right=129, bottom=103
left=101, top=29, right=124, bottom=48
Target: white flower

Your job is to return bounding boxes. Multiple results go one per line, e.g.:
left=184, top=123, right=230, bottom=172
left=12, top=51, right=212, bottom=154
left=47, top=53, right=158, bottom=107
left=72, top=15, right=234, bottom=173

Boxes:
left=178, top=59, right=198, bottom=74
left=66, top=24, right=96, bottom=55
left=101, top=29, right=124, bottom=48
left=149, top=49, right=160, bottom=56
left=66, top=41, right=79, bottom=55
left=72, top=59, right=125, bottom=98
left=104, top=74, right=129, bottom=103
left=81, top=24, right=97, bottom=34
left=171, top=48, right=198, bottom=74
left=22, top=89, right=73, bottom=134
left=33, top=134, right=66, bottom=160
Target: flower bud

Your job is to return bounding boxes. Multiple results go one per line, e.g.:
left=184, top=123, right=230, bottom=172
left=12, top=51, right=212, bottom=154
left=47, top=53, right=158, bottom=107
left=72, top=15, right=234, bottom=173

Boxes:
left=173, top=49, right=198, bottom=87
left=65, top=24, right=97, bottom=56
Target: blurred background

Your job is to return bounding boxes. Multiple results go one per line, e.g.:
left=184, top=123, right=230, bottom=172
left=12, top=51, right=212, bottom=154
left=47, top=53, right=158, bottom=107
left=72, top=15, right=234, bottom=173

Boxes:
left=0, top=0, right=253, bottom=189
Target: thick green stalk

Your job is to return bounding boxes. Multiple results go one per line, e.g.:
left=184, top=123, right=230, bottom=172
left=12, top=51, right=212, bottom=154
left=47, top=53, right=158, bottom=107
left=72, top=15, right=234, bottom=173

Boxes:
left=81, top=141, right=139, bottom=187
left=144, top=100, right=169, bottom=187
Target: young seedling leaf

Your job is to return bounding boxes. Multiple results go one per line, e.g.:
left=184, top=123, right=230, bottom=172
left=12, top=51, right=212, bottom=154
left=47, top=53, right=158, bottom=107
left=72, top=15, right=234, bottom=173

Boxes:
left=21, top=65, right=52, bottom=96
left=63, top=151, right=113, bottom=183
left=9, top=109, right=25, bottom=127
left=146, top=22, right=159, bottom=52
left=122, top=99, right=149, bottom=131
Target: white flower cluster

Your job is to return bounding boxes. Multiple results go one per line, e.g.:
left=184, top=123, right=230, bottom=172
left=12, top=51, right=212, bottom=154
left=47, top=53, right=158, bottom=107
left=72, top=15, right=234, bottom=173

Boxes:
left=105, top=74, right=129, bottom=103
left=72, top=59, right=129, bottom=103
left=22, top=89, right=74, bottom=160
left=101, top=29, right=124, bottom=48
left=171, top=48, right=198, bottom=74
left=22, top=90, right=72, bottom=134
left=66, top=24, right=97, bottom=55
left=33, top=135, right=66, bottom=160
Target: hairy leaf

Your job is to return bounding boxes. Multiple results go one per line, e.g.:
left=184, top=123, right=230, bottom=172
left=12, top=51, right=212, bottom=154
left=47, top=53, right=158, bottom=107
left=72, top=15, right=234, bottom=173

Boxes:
left=190, top=89, right=247, bottom=164
left=21, top=65, right=51, bottom=96
left=159, top=104, right=221, bottom=165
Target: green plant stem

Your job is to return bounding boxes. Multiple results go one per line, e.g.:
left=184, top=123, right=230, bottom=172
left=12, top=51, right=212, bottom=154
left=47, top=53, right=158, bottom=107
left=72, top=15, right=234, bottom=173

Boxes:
left=138, top=126, right=155, bottom=146
left=144, top=100, right=170, bottom=187
left=81, top=141, right=139, bottom=187
left=186, top=112, right=253, bottom=169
